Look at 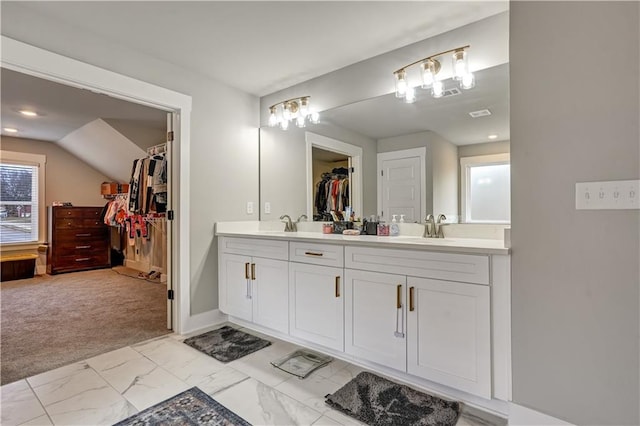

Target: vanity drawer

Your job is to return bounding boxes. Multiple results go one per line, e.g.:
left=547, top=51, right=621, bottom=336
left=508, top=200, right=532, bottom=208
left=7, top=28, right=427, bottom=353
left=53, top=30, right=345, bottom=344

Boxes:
left=218, top=236, right=288, bottom=261
left=290, top=242, right=344, bottom=268
left=345, top=246, right=489, bottom=285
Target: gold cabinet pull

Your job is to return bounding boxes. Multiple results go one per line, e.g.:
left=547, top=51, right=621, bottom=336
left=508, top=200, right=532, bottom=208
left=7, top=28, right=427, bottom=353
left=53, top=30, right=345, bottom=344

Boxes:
left=396, top=284, right=402, bottom=309
left=335, top=276, right=341, bottom=297
left=409, top=286, right=415, bottom=312
left=305, top=251, right=324, bottom=257
left=251, top=263, right=256, bottom=280
left=244, top=262, right=250, bottom=280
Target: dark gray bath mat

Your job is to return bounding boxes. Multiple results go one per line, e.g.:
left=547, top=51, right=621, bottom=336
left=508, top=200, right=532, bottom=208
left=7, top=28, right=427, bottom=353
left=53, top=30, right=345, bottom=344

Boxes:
left=183, top=326, right=271, bottom=363
left=325, top=371, right=461, bottom=426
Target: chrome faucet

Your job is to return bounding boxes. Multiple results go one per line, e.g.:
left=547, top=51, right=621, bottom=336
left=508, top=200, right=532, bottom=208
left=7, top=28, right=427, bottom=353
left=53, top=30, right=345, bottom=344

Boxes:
left=424, top=214, right=435, bottom=238
left=280, top=214, right=295, bottom=232
left=435, top=214, right=447, bottom=238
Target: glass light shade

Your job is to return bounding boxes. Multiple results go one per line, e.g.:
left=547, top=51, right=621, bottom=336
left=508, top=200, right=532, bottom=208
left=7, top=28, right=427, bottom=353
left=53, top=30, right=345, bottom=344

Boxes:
left=268, top=109, right=278, bottom=127
left=452, top=50, right=468, bottom=81
left=282, top=103, right=291, bottom=121
left=280, top=118, right=289, bottom=130
left=420, top=61, right=435, bottom=88
left=432, top=80, right=445, bottom=98
left=395, top=70, right=407, bottom=98
left=296, top=116, right=306, bottom=128
left=404, top=86, right=416, bottom=103
left=460, top=72, right=475, bottom=90
left=310, top=111, right=320, bottom=124
left=299, top=98, right=310, bottom=117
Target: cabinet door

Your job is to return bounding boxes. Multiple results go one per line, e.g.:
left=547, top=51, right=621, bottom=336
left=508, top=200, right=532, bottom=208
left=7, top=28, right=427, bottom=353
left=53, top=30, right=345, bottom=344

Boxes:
left=252, top=257, right=289, bottom=334
left=289, top=263, right=344, bottom=351
left=344, top=269, right=407, bottom=371
left=407, top=277, right=491, bottom=398
left=219, top=253, right=253, bottom=322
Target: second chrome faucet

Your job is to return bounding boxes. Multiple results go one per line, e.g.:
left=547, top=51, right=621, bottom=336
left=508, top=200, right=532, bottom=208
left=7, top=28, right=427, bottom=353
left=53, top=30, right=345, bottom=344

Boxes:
left=424, top=213, right=447, bottom=238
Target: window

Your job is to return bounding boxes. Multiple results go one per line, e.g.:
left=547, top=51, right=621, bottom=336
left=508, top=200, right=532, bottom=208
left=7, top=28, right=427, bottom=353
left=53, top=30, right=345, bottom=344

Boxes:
left=0, top=151, right=46, bottom=245
left=460, top=153, right=510, bottom=223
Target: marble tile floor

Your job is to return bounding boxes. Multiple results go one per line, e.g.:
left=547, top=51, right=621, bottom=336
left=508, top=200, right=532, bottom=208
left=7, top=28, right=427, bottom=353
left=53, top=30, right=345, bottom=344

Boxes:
left=0, top=326, right=507, bottom=426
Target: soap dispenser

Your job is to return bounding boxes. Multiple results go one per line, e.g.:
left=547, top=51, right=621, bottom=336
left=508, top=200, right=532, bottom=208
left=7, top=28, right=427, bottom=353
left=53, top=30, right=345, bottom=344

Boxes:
left=390, top=214, right=400, bottom=236
left=399, top=215, right=405, bottom=223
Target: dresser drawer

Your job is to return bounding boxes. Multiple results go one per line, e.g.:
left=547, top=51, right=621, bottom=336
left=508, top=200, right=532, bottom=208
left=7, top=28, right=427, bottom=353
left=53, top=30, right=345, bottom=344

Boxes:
left=54, top=241, right=109, bottom=257
left=55, top=218, right=106, bottom=229
left=290, top=242, right=344, bottom=267
left=218, top=236, right=288, bottom=261
left=54, top=207, right=102, bottom=219
left=345, top=246, right=489, bottom=285
left=54, top=228, right=108, bottom=241
left=53, top=253, right=109, bottom=271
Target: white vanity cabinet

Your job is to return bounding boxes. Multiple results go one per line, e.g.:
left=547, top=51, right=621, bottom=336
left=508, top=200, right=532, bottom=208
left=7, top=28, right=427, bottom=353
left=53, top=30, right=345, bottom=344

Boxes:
left=218, top=237, right=289, bottom=334
left=288, top=242, right=345, bottom=351
left=407, top=277, right=491, bottom=398
left=344, top=246, right=492, bottom=399
left=344, top=269, right=407, bottom=371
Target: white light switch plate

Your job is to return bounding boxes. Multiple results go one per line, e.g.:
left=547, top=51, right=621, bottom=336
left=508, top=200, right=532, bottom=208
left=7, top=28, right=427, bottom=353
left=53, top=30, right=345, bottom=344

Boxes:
left=264, top=202, right=271, bottom=214
left=246, top=201, right=254, bottom=214
left=576, top=180, right=639, bottom=210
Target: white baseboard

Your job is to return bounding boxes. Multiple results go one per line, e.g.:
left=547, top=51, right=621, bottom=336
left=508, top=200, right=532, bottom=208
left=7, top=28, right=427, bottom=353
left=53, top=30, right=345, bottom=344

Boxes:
left=509, top=403, right=574, bottom=425
left=182, top=309, right=227, bottom=334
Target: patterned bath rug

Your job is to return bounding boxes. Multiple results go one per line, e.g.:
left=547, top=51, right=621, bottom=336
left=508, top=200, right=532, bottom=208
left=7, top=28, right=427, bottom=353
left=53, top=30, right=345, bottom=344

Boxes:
left=183, top=325, right=271, bottom=363
left=114, top=387, right=250, bottom=426
left=325, top=371, right=461, bottom=426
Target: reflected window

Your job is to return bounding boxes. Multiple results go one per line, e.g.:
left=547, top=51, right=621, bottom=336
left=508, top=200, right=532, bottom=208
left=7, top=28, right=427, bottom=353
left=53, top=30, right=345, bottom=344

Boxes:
left=461, top=154, right=510, bottom=223
left=0, top=151, right=45, bottom=244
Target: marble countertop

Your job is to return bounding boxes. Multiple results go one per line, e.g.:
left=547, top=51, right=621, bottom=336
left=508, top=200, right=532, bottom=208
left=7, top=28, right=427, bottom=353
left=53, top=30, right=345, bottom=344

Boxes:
left=215, top=222, right=510, bottom=255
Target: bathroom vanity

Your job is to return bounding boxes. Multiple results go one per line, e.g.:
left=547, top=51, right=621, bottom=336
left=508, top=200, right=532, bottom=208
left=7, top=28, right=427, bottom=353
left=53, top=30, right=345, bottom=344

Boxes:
left=215, top=222, right=511, bottom=413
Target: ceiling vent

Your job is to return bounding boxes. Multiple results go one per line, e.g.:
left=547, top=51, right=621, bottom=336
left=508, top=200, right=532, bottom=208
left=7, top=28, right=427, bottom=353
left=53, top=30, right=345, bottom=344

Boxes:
left=468, top=109, right=492, bottom=118
left=442, top=87, right=462, bottom=97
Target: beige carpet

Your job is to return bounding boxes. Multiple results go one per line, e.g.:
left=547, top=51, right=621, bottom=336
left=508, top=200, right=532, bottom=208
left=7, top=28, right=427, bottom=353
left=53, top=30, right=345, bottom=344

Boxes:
left=1, top=267, right=170, bottom=385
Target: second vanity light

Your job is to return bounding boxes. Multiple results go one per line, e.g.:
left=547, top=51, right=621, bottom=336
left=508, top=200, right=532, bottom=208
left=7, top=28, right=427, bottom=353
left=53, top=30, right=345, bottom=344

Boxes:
left=394, top=45, right=475, bottom=103
left=268, top=96, right=320, bottom=130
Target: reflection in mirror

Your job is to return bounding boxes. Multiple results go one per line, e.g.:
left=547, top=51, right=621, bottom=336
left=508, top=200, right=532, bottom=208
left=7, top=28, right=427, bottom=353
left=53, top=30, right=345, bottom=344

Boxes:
left=260, top=63, right=509, bottom=224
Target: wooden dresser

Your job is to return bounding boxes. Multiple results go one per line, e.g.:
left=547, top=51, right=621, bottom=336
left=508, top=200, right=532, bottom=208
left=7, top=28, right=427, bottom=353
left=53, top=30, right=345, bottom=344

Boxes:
left=47, top=206, right=110, bottom=274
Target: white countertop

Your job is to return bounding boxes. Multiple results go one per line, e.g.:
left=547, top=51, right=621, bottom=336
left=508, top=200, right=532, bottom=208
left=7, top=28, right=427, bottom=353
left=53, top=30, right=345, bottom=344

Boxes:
left=215, top=222, right=510, bottom=255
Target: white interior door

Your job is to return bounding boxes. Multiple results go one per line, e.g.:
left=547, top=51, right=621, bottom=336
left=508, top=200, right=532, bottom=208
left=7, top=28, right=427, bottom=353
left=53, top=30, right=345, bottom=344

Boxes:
left=378, top=152, right=423, bottom=222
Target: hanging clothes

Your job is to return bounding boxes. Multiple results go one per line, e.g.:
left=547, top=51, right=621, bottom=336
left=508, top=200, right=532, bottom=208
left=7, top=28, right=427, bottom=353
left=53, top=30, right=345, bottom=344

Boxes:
left=128, top=153, right=168, bottom=215
left=314, top=172, right=349, bottom=216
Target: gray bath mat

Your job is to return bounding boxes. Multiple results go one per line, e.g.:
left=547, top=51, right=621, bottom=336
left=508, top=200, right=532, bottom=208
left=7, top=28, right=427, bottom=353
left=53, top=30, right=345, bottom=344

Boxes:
left=325, top=371, right=461, bottom=426
left=183, top=326, right=271, bottom=363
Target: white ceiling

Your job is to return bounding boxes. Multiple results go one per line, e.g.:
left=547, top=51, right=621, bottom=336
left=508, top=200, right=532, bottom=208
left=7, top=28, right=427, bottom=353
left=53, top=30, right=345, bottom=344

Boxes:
left=3, top=1, right=509, bottom=97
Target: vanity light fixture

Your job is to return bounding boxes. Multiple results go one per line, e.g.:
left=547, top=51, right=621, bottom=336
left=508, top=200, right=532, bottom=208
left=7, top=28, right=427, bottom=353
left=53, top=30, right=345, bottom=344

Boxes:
left=268, top=96, right=319, bottom=130
left=393, top=45, right=475, bottom=103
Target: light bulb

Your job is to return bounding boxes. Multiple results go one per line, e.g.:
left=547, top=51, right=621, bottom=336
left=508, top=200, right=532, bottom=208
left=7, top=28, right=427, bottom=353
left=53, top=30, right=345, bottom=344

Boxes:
left=268, top=108, right=278, bottom=127
left=3, top=127, right=18, bottom=133
left=299, top=98, right=309, bottom=117
left=310, top=111, right=320, bottom=124
left=395, top=70, right=407, bottom=98
left=280, top=119, right=289, bottom=130
left=461, top=72, right=475, bottom=90
left=296, top=116, right=306, bottom=128
left=19, top=110, right=38, bottom=117
left=452, top=50, right=468, bottom=81
left=404, top=86, right=416, bottom=103
left=432, top=80, right=444, bottom=98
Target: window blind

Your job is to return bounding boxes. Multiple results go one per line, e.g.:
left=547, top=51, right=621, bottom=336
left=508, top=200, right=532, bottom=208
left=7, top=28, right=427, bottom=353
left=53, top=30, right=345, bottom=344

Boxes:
left=0, top=162, right=39, bottom=243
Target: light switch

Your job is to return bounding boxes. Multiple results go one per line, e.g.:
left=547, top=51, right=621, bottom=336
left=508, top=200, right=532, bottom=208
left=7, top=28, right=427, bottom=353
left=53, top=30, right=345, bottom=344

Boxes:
left=246, top=201, right=254, bottom=214
left=576, top=179, right=639, bottom=210
left=264, top=202, right=271, bottom=214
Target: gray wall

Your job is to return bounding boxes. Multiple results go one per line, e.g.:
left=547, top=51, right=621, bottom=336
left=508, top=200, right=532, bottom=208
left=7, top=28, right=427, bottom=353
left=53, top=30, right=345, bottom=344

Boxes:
left=510, top=2, right=639, bottom=425
left=1, top=4, right=260, bottom=316
left=458, top=140, right=510, bottom=158
left=1, top=136, right=110, bottom=207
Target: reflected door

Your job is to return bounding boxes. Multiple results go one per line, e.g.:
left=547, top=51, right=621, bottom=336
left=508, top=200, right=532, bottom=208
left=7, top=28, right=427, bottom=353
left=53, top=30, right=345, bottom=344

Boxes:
left=380, top=156, right=422, bottom=222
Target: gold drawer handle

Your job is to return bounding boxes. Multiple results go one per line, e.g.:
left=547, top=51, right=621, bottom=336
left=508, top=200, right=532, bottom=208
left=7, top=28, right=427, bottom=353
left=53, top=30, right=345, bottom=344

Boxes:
left=75, top=257, right=90, bottom=262
left=76, top=245, right=91, bottom=249
left=409, top=286, right=415, bottom=312
left=75, top=233, right=91, bottom=237
left=251, top=263, right=256, bottom=280
left=244, top=262, right=250, bottom=280
left=396, top=284, right=402, bottom=309
left=335, top=276, right=340, bottom=298
left=304, top=251, right=323, bottom=257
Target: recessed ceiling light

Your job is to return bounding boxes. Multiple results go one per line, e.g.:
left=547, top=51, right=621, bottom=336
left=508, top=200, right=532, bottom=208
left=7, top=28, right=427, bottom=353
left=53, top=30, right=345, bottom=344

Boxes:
left=3, top=127, right=18, bottom=133
left=19, top=110, right=38, bottom=117
left=488, top=134, right=498, bottom=140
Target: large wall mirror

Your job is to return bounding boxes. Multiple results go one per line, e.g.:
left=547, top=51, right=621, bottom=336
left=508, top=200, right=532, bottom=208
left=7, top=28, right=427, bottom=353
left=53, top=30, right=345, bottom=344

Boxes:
left=259, top=63, right=509, bottom=224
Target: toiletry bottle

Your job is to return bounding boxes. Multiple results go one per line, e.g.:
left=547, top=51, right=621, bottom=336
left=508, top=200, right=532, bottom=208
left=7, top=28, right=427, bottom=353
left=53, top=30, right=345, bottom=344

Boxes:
left=390, top=214, right=400, bottom=236
left=400, top=215, right=405, bottom=223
